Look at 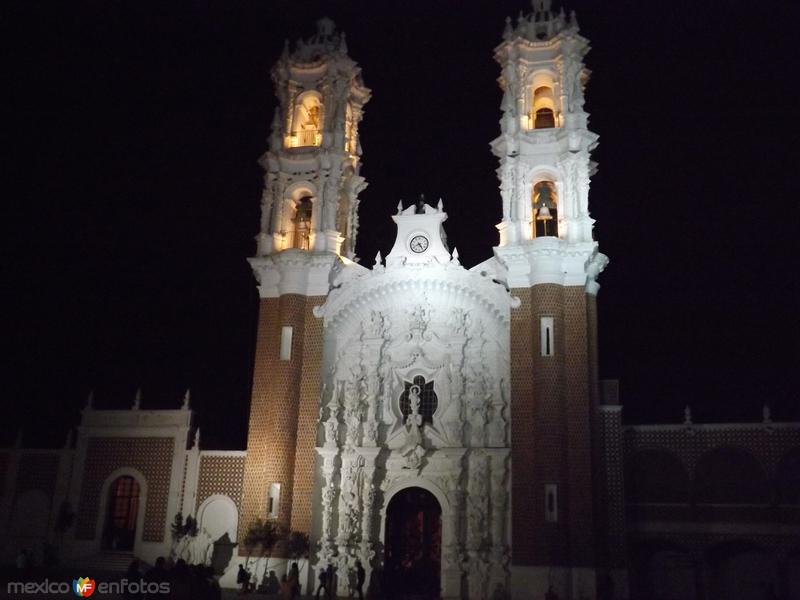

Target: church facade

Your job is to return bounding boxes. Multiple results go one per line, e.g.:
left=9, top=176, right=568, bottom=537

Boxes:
left=2, top=4, right=798, bottom=600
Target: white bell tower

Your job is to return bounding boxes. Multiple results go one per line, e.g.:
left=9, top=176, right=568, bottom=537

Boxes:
left=492, top=1, right=606, bottom=290
left=255, top=18, right=371, bottom=259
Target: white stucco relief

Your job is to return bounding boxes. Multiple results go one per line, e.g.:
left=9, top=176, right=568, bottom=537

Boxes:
left=313, top=224, right=514, bottom=598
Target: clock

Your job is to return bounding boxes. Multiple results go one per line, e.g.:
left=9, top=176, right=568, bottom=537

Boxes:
left=409, top=235, right=429, bottom=253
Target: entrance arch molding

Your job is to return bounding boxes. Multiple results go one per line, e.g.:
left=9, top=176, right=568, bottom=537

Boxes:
left=379, top=476, right=459, bottom=598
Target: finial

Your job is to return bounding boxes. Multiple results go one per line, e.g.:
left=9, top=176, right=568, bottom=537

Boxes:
left=182, top=389, right=191, bottom=410
left=503, top=16, right=513, bottom=39
left=570, top=9, right=579, bottom=28
left=85, top=390, right=94, bottom=410
left=415, top=194, right=426, bottom=214
left=532, top=0, right=552, bottom=13
left=132, top=388, right=142, bottom=410
left=762, top=404, right=772, bottom=424
left=437, top=197, right=444, bottom=212
left=396, top=200, right=403, bottom=215
left=193, top=428, right=200, bottom=449
left=373, top=251, right=382, bottom=268
left=683, top=405, right=692, bottom=426
left=339, top=31, right=348, bottom=54
left=451, top=247, right=461, bottom=266
left=316, top=17, right=336, bottom=38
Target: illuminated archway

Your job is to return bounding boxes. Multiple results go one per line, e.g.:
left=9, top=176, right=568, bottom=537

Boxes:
left=289, top=91, right=323, bottom=148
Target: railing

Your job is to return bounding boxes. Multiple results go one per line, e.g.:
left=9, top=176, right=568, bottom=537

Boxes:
left=278, top=230, right=311, bottom=250
left=286, top=129, right=322, bottom=148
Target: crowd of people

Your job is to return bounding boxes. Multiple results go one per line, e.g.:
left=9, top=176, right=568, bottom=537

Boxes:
left=124, top=556, right=222, bottom=600
left=237, top=560, right=304, bottom=598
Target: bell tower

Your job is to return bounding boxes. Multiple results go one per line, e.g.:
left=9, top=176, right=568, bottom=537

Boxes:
left=492, top=2, right=610, bottom=597
left=241, top=19, right=370, bottom=553
left=493, top=0, right=596, bottom=248
left=255, top=17, right=370, bottom=259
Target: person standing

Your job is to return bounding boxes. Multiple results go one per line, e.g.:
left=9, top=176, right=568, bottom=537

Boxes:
left=315, top=566, right=329, bottom=600
left=326, top=564, right=336, bottom=600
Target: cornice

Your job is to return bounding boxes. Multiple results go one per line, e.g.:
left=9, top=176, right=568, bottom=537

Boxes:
left=248, top=250, right=340, bottom=298
left=494, top=238, right=606, bottom=291
left=315, top=260, right=516, bottom=333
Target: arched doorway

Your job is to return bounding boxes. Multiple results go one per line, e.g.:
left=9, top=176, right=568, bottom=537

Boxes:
left=102, top=476, right=140, bottom=551
left=384, top=487, right=442, bottom=599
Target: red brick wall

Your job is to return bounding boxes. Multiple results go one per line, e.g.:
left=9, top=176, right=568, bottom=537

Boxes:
left=510, top=284, right=595, bottom=567
left=290, top=301, right=324, bottom=534
left=240, top=294, right=325, bottom=552
left=196, top=455, right=245, bottom=510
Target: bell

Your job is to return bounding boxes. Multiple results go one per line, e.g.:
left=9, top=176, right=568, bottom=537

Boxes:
left=536, top=204, right=552, bottom=221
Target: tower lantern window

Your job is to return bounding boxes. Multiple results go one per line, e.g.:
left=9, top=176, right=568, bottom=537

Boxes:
left=291, top=196, right=313, bottom=249
left=532, top=181, right=558, bottom=238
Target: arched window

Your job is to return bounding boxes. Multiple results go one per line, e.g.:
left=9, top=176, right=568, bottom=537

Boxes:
left=103, top=476, right=140, bottom=550
left=291, top=196, right=313, bottom=249
left=532, top=180, right=558, bottom=237
left=289, top=91, right=323, bottom=148
left=532, top=85, right=556, bottom=129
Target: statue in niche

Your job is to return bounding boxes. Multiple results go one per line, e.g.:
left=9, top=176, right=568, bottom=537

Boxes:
left=408, top=385, right=423, bottom=427
left=322, top=480, right=336, bottom=510
left=487, top=404, right=506, bottom=447
left=448, top=307, right=471, bottom=337
left=400, top=385, right=425, bottom=469
left=324, top=416, right=339, bottom=448
left=363, top=417, right=378, bottom=446
left=406, top=304, right=431, bottom=341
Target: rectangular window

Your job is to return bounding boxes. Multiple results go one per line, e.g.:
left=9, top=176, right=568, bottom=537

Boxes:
left=268, top=483, right=281, bottom=518
left=545, top=483, right=558, bottom=522
left=540, top=316, right=554, bottom=357
left=279, top=326, right=293, bottom=361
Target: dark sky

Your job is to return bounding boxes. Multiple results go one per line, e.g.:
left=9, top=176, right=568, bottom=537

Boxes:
left=5, top=0, right=799, bottom=449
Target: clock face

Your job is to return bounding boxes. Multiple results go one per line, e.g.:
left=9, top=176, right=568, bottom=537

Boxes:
left=409, top=235, right=429, bottom=253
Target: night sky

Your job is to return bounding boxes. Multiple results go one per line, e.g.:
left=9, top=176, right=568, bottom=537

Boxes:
left=5, top=1, right=799, bottom=450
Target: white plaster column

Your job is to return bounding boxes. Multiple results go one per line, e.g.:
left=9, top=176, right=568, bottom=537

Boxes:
left=315, top=447, right=339, bottom=567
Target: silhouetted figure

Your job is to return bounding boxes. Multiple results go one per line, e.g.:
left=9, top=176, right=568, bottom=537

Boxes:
left=123, top=559, right=142, bottom=600
left=171, top=558, right=191, bottom=600
left=236, top=564, right=250, bottom=594
left=288, top=562, right=300, bottom=599
left=315, top=566, right=329, bottom=599
left=326, top=564, right=336, bottom=600
left=280, top=573, right=292, bottom=599
left=355, top=560, right=366, bottom=600
left=260, top=570, right=280, bottom=594
left=145, top=556, right=168, bottom=585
